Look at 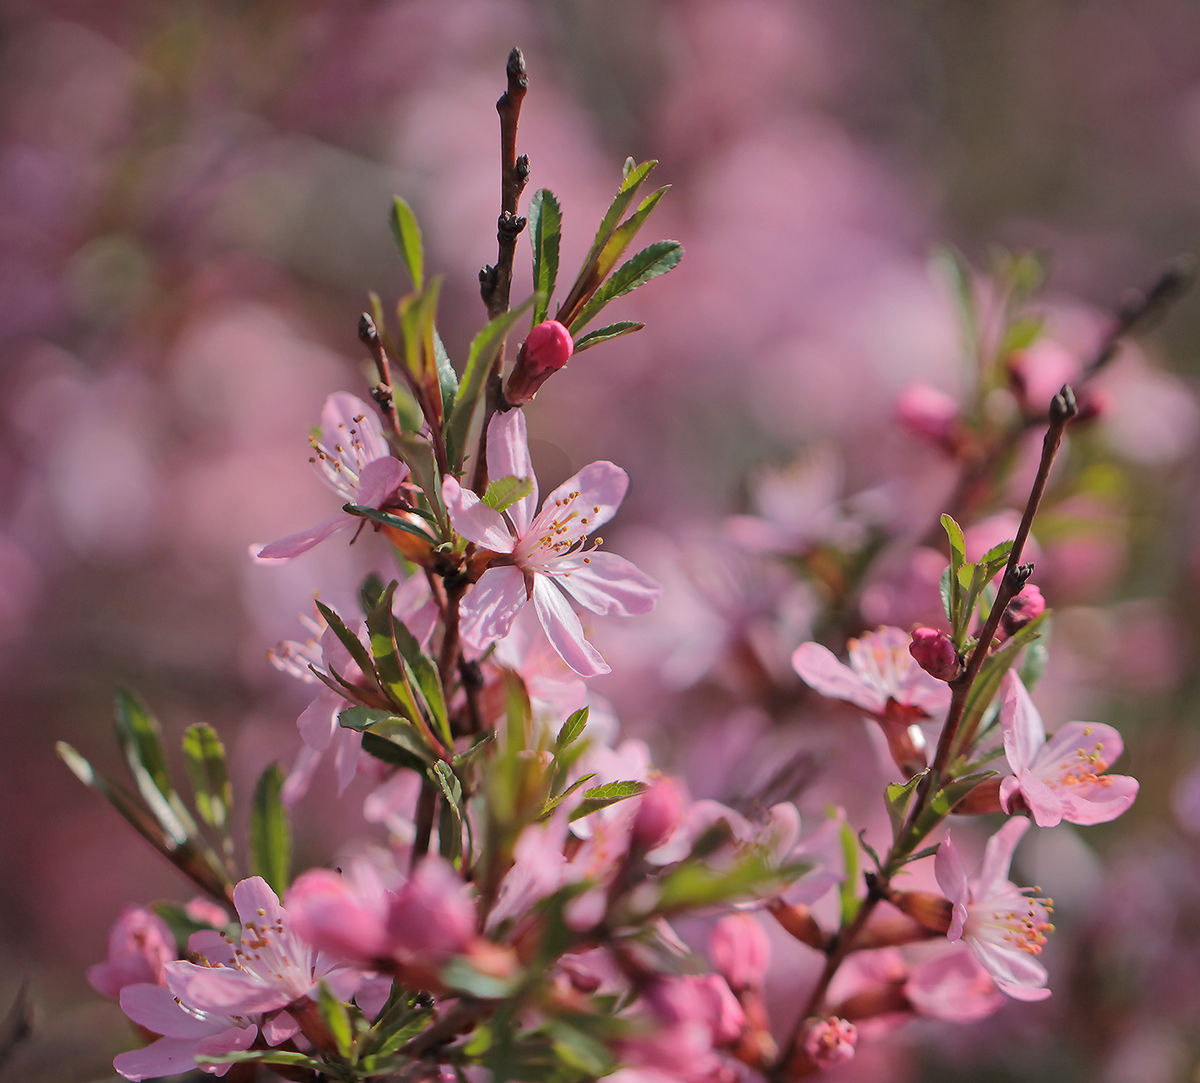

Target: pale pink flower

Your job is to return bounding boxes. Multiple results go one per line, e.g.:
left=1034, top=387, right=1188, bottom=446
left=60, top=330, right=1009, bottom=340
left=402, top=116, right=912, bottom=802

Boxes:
left=88, top=905, right=175, bottom=999
left=793, top=626, right=951, bottom=719
left=709, top=913, right=770, bottom=993
left=443, top=409, right=661, bottom=676
left=904, top=944, right=1005, bottom=1023
left=802, top=1016, right=857, bottom=1068
left=253, top=392, right=408, bottom=561
left=999, top=673, right=1139, bottom=827
left=165, top=877, right=361, bottom=1017
left=934, top=819, right=1053, bottom=1000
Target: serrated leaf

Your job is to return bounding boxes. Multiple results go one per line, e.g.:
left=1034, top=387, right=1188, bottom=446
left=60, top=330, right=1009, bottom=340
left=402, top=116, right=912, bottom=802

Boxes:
left=885, top=770, right=927, bottom=840
left=569, top=779, right=646, bottom=822
left=318, top=980, right=353, bottom=1059
left=539, top=772, right=597, bottom=820
left=249, top=764, right=291, bottom=895
left=573, top=320, right=644, bottom=353
left=555, top=708, right=589, bottom=753
left=568, top=240, right=683, bottom=335
left=528, top=189, right=561, bottom=325
left=483, top=475, right=534, bottom=514
left=390, top=196, right=424, bottom=291
left=182, top=724, right=231, bottom=831
left=445, top=295, right=537, bottom=472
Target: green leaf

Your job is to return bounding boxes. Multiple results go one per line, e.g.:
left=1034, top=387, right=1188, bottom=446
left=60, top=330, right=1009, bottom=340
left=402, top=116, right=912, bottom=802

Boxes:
left=528, top=189, right=561, bottom=325
left=934, top=246, right=979, bottom=359
left=366, top=581, right=424, bottom=725
left=839, top=821, right=860, bottom=925
left=430, top=759, right=464, bottom=847
left=573, top=320, right=644, bottom=353
left=361, top=730, right=431, bottom=773
left=569, top=779, right=646, bottom=822
left=568, top=240, right=683, bottom=335
left=390, top=196, right=424, bottom=291
left=342, top=503, right=437, bottom=544
left=1001, top=313, right=1044, bottom=355
left=249, top=764, right=291, bottom=895
left=903, top=844, right=941, bottom=864
left=318, top=980, right=354, bottom=1060
left=196, top=1050, right=326, bottom=1070
left=315, top=600, right=381, bottom=690
left=483, top=475, right=534, bottom=514
left=539, top=772, right=597, bottom=819
left=941, top=514, right=966, bottom=568
left=939, top=566, right=953, bottom=623
left=338, top=706, right=398, bottom=731
left=655, top=853, right=802, bottom=913
left=360, top=572, right=386, bottom=614
left=584, top=160, right=657, bottom=271
left=182, top=724, right=231, bottom=831
left=441, top=957, right=519, bottom=999
left=555, top=708, right=589, bottom=753
left=453, top=731, right=496, bottom=771
left=979, top=539, right=1013, bottom=573
left=447, top=295, right=537, bottom=472
left=885, top=770, right=927, bottom=840
left=434, top=328, right=458, bottom=416
left=907, top=771, right=997, bottom=845
left=392, top=615, right=451, bottom=748
left=1020, top=622, right=1052, bottom=690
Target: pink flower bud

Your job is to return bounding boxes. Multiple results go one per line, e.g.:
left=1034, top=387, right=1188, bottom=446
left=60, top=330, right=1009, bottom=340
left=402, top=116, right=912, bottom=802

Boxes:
left=1001, top=584, right=1045, bottom=638
left=504, top=321, right=574, bottom=405
left=802, top=1016, right=857, bottom=1069
left=632, top=777, right=686, bottom=851
left=87, top=905, right=176, bottom=999
left=909, top=627, right=961, bottom=682
left=709, top=913, right=770, bottom=992
left=895, top=383, right=961, bottom=451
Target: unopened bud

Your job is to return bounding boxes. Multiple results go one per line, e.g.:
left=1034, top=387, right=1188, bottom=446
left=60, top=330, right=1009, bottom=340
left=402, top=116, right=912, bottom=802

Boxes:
left=710, top=914, right=770, bottom=993
left=909, top=627, right=962, bottom=682
left=1000, top=583, right=1045, bottom=639
left=895, top=383, right=961, bottom=453
left=632, top=777, right=685, bottom=851
left=1049, top=383, right=1078, bottom=424
left=768, top=899, right=825, bottom=949
left=951, top=776, right=1003, bottom=815
left=504, top=320, right=574, bottom=405
left=892, top=891, right=953, bottom=935
left=801, top=1017, right=857, bottom=1069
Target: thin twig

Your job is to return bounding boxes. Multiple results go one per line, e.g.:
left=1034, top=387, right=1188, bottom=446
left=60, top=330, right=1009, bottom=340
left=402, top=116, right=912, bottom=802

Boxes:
left=359, top=313, right=405, bottom=440
left=412, top=780, right=438, bottom=870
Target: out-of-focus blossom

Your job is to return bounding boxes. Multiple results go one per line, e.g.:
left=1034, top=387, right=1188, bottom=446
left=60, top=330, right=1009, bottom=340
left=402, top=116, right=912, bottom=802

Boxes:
left=709, top=913, right=770, bottom=993
left=801, top=1016, right=857, bottom=1068
left=87, top=905, right=175, bottom=999
left=254, top=392, right=408, bottom=562
left=632, top=777, right=687, bottom=851
left=934, top=818, right=1053, bottom=1000
left=895, top=382, right=961, bottom=452
left=444, top=409, right=660, bottom=676
left=1009, top=340, right=1081, bottom=414
left=904, top=945, right=1005, bottom=1022
left=999, top=672, right=1139, bottom=827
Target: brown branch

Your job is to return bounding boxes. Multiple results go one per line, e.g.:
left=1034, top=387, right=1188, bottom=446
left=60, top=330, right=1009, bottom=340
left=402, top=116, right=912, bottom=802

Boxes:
left=472, top=47, right=530, bottom=495
left=398, top=999, right=482, bottom=1059
left=359, top=313, right=405, bottom=440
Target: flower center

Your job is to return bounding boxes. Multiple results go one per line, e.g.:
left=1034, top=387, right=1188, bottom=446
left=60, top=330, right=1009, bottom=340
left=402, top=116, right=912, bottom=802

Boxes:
left=974, top=892, right=1055, bottom=955
left=1055, top=729, right=1111, bottom=789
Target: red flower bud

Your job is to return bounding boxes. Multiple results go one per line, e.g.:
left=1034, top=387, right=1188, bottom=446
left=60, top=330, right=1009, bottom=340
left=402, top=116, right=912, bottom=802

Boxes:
left=1000, top=584, right=1045, bottom=638
left=503, top=321, right=574, bottom=405
left=908, top=627, right=962, bottom=682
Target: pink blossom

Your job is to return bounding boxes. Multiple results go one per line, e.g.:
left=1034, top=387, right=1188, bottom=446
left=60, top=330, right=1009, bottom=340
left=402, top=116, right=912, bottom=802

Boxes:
left=908, top=627, right=961, bottom=682
left=164, top=877, right=361, bottom=1017
left=632, top=777, right=687, bottom=851
left=895, top=382, right=961, bottom=451
left=444, top=409, right=661, bottom=676
left=88, top=905, right=175, bottom=999
left=113, top=983, right=260, bottom=1080
left=999, top=672, right=1139, bottom=827
left=934, top=819, right=1053, bottom=1000
left=1009, top=340, right=1081, bottom=414
left=793, top=626, right=952, bottom=719
left=904, top=944, right=1005, bottom=1023
left=253, top=392, right=408, bottom=561
left=709, top=913, right=770, bottom=992
left=802, top=1016, right=857, bottom=1068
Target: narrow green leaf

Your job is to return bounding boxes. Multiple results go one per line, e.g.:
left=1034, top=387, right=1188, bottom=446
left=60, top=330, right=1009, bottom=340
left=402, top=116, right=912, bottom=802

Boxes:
left=338, top=706, right=397, bottom=731
left=314, top=600, right=381, bottom=691
left=568, top=240, right=683, bottom=335
left=573, top=321, right=644, bottom=353
left=903, top=844, right=941, bottom=864
left=884, top=770, right=927, bottom=840
left=528, top=189, right=561, bottom=325
left=622, top=156, right=636, bottom=180
left=249, top=764, right=291, bottom=895
left=539, top=772, right=597, bottom=820
left=434, top=328, right=458, bottom=416
left=113, top=689, right=173, bottom=802
left=483, top=475, right=534, bottom=514
left=1000, top=313, right=1044, bottom=355
left=342, top=503, right=437, bottom=544
left=182, top=724, right=231, bottom=831
left=446, top=296, right=537, bottom=472
left=555, top=708, right=589, bottom=753
left=838, top=821, right=861, bottom=925
left=361, top=730, right=431, bottom=773
left=908, top=771, right=997, bottom=844
left=453, top=731, right=496, bottom=771
left=365, top=582, right=425, bottom=728
left=318, top=981, right=353, bottom=1060
left=569, top=779, right=646, bottom=822
left=390, top=196, right=424, bottom=291
left=431, top=761, right=463, bottom=863
left=196, top=1050, right=326, bottom=1070
left=941, top=514, right=966, bottom=568
left=939, top=566, right=953, bottom=623
left=441, top=957, right=519, bottom=999
left=393, top=617, right=451, bottom=748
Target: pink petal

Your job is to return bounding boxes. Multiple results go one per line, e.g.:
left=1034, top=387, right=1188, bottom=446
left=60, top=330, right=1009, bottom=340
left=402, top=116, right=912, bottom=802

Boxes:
left=976, top=818, right=1030, bottom=897
left=165, top=960, right=288, bottom=1015
left=532, top=575, right=610, bottom=677
left=934, top=832, right=970, bottom=940
left=323, top=393, right=389, bottom=461
left=282, top=743, right=323, bottom=807
left=535, top=461, right=629, bottom=548
left=905, top=947, right=1004, bottom=1023
left=968, top=938, right=1050, bottom=1000
left=233, top=876, right=284, bottom=928
left=1017, top=767, right=1063, bottom=828
left=999, top=775, right=1022, bottom=815
left=442, top=476, right=515, bottom=552
left=261, top=1010, right=301, bottom=1046
left=119, top=983, right=220, bottom=1039
left=551, top=551, right=662, bottom=616
left=253, top=513, right=349, bottom=562
left=356, top=456, right=409, bottom=507
left=194, top=1024, right=259, bottom=1074
left=792, top=642, right=884, bottom=714
left=1056, top=773, right=1139, bottom=825
left=460, top=565, right=529, bottom=649
left=486, top=410, right=538, bottom=534
left=333, top=725, right=362, bottom=795
left=1037, top=721, right=1125, bottom=777
left=115, top=1036, right=206, bottom=1080
left=286, top=868, right=390, bottom=962
left=1000, top=672, right=1045, bottom=773
left=356, top=975, right=394, bottom=1020
left=297, top=693, right=338, bottom=752
left=187, top=929, right=237, bottom=967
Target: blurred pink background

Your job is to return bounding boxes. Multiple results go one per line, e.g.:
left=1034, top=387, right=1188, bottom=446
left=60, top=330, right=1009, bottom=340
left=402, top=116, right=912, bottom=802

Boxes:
left=2, top=1, right=1200, bottom=1080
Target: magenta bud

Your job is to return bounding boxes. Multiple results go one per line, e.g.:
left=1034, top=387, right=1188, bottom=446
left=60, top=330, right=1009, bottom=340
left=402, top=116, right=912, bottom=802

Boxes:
left=632, top=777, right=685, bottom=851
left=709, top=913, right=771, bottom=992
left=802, top=1016, right=857, bottom=1068
left=504, top=321, right=574, bottom=405
left=1001, top=584, right=1046, bottom=638
left=895, top=383, right=961, bottom=452
left=909, top=627, right=962, bottom=682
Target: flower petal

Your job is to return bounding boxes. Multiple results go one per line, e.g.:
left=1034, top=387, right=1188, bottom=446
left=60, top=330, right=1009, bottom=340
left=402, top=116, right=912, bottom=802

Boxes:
left=551, top=551, right=662, bottom=616
left=233, top=876, right=284, bottom=928
left=253, top=514, right=349, bottom=563
left=356, top=456, right=409, bottom=507
left=460, top=565, right=529, bottom=649
left=934, top=831, right=970, bottom=940
left=282, top=743, right=323, bottom=807
left=1000, top=671, right=1045, bottom=774
left=1017, top=767, right=1063, bottom=828
left=333, top=725, right=362, bottom=796
left=115, top=1036, right=206, bottom=1080
left=1056, top=772, right=1139, bottom=825
left=486, top=409, right=538, bottom=534
left=792, top=642, right=885, bottom=714
left=968, top=938, right=1050, bottom=1000
left=442, top=476, right=515, bottom=552
left=297, top=693, right=338, bottom=752
left=261, top=1010, right=301, bottom=1046
left=194, top=1024, right=259, bottom=1074
left=165, top=960, right=288, bottom=1015
left=532, top=575, right=610, bottom=677
left=1037, top=721, right=1125, bottom=778
left=119, top=983, right=221, bottom=1039
left=535, top=461, right=629, bottom=549
left=976, top=817, right=1030, bottom=897
left=322, top=392, right=389, bottom=462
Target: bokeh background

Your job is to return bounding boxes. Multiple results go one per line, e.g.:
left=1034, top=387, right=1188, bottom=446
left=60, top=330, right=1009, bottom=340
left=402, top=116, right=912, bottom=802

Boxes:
left=3, top=1, right=1200, bottom=1080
